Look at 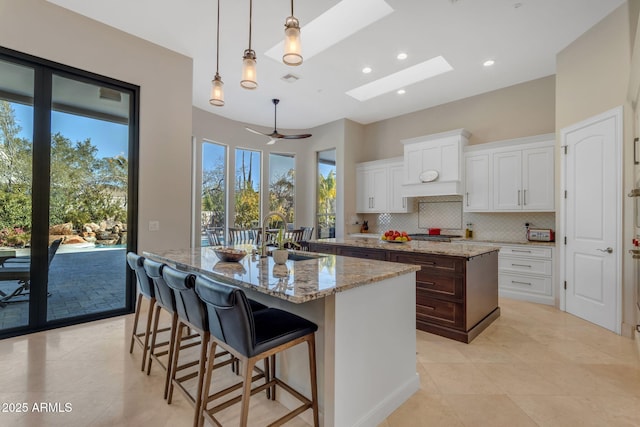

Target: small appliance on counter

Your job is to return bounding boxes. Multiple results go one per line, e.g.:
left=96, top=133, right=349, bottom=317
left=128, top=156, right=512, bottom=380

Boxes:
left=527, top=228, right=555, bottom=242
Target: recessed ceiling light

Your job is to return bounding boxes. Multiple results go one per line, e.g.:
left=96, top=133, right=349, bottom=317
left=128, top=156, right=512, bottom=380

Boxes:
left=483, top=59, right=495, bottom=67
left=362, top=67, right=372, bottom=74
left=397, top=89, right=406, bottom=95
left=346, top=56, right=453, bottom=102
left=265, top=0, right=394, bottom=63
left=397, top=52, right=408, bottom=60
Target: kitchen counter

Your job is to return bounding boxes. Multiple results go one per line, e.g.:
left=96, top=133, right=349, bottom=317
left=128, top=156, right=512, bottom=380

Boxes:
left=144, top=245, right=419, bottom=303
left=313, top=237, right=500, bottom=258
left=144, top=245, right=420, bottom=426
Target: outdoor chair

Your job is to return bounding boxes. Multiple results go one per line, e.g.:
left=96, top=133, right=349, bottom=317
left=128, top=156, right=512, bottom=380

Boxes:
left=0, top=238, right=62, bottom=307
left=205, top=229, right=222, bottom=246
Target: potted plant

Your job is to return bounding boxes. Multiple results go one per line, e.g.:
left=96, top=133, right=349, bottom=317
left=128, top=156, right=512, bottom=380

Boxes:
left=271, top=228, right=300, bottom=264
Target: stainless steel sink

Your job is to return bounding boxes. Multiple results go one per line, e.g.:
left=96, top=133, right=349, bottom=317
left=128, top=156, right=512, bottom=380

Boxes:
left=267, top=251, right=326, bottom=261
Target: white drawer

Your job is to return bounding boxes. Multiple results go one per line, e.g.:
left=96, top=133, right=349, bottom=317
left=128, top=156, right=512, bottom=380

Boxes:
left=499, top=273, right=552, bottom=296
left=499, top=256, right=552, bottom=275
left=499, top=245, right=552, bottom=259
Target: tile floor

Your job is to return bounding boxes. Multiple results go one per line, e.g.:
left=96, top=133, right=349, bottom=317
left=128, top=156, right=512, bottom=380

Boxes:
left=0, top=298, right=638, bottom=426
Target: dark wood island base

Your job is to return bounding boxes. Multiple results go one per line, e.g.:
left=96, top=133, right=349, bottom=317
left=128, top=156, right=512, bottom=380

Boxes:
left=309, top=240, right=500, bottom=343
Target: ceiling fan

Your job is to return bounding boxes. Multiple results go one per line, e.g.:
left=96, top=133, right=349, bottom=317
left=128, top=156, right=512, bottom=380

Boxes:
left=245, top=98, right=312, bottom=145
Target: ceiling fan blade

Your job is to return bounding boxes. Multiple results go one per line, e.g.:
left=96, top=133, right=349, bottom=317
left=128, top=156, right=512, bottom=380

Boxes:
left=266, top=139, right=277, bottom=145
left=245, top=126, right=270, bottom=137
left=280, top=133, right=312, bottom=139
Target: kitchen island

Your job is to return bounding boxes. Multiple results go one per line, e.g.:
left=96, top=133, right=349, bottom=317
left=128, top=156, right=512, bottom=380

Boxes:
left=309, top=238, right=501, bottom=343
left=144, top=246, right=420, bottom=427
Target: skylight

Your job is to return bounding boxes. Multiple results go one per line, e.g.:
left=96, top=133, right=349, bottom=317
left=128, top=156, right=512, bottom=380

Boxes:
left=346, top=56, right=454, bottom=102
left=264, top=0, right=394, bottom=63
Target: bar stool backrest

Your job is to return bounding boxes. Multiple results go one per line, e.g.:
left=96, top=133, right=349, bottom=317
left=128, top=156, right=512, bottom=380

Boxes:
left=195, top=274, right=255, bottom=357
left=126, top=252, right=155, bottom=299
left=143, top=259, right=176, bottom=313
left=162, top=266, right=207, bottom=331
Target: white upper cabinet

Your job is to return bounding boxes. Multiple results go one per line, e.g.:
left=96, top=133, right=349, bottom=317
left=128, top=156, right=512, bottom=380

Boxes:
left=401, top=129, right=470, bottom=197
left=493, top=150, right=523, bottom=210
left=464, top=134, right=555, bottom=213
left=355, top=158, right=412, bottom=214
left=389, top=162, right=413, bottom=213
left=464, top=153, right=491, bottom=211
left=522, top=147, right=555, bottom=210
left=356, top=164, right=388, bottom=213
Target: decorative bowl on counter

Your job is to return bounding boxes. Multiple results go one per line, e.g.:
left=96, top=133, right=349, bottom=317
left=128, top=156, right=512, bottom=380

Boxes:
left=212, top=247, right=247, bottom=262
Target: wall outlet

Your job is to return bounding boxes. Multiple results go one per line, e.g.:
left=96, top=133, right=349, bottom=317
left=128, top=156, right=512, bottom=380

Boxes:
left=148, top=220, right=160, bottom=232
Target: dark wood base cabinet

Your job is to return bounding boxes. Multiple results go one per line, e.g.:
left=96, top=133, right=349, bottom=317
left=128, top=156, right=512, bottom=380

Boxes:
left=309, top=242, right=500, bottom=343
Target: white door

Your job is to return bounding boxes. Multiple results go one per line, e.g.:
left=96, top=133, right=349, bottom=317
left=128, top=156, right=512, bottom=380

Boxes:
left=562, top=107, right=621, bottom=333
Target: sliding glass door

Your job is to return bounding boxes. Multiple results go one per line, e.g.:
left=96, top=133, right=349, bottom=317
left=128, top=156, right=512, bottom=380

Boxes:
left=0, top=48, right=138, bottom=338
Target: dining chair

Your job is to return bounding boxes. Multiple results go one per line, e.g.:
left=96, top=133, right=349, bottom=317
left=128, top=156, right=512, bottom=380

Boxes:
left=228, top=228, right=255, bottom=245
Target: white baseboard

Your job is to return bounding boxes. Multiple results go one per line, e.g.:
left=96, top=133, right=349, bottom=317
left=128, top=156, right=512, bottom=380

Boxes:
left=352, top=373, right=421, bottom=427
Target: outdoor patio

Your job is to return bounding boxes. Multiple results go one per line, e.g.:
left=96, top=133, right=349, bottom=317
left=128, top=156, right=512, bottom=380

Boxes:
left=0, top=246, right=127, bottom=330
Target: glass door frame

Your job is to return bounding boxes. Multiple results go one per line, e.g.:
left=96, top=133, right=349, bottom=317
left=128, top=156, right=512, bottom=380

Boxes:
left=0, top=46, right=140, bottom=339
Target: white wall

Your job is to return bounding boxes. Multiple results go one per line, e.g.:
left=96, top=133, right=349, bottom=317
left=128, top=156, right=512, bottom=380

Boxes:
left=0, top=0, right=193, bottom=252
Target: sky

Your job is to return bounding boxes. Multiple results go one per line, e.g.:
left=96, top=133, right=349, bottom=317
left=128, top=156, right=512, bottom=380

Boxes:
left=12, top=102, right=129, bottom=159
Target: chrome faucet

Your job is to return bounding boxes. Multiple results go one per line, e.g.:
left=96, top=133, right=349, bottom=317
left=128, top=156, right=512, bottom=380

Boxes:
left=261, top=211, right=288, bottom=257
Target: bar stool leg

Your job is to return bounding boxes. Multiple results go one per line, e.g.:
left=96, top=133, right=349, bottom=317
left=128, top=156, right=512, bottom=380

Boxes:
left=239, top=356, right=256, bottom=427
left=167, top=322, right=185, bottom=404
left=146, top=304, right=162, bottom=375
left=269, top=354, right=276, bottom=400
left=192, top=332, right=210, bottom=427
left=163, top=313, right=178, bottom=400
left=307, top=335, right=319, bottom=427
left=198, top=339, right=218, bottom=427
left=129, top=293, right=142, bottom=354
left=140, top=298, right=156, bottom=371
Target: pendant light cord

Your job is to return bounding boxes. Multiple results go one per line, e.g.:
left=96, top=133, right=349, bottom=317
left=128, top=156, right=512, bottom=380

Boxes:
left=291, top=0, right=294, bottom=15
left=216, top=0, right=220, bottom=74
left=248, top=0, right=253, bottom=51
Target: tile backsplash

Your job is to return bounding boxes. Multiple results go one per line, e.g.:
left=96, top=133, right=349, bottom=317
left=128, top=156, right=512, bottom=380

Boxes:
left=360, top=195, right=556, bottom=242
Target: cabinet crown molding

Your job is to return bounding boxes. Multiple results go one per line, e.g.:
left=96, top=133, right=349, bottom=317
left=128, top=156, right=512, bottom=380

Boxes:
left=464, top=133, right=555, bottom=153
left=402, top=128, right=471, bottom=145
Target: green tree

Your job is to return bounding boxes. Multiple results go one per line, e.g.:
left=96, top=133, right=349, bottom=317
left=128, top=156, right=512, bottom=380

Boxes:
left=234, top=150, right=260, bottom=228
left=0, top=101, right=32, bottom=230
left=202, top=156, right=225, bottom=229
left=269, top=169, right=295, bottom=224
left=318, top=169, right=336, bottom=232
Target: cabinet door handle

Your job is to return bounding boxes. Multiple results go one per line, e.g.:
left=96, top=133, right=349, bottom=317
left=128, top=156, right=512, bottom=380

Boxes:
left=466, top=192, right=469, bottom=206
left=511, top=280, right=532, bottom=286
left=424, top=306, right=436, bottom=310
left=402, top=197, right=406, bottom=208
left=422, top=261, right=436, bottom=266
left=523, top=189, right=527, bottom=205
left=518, top=190, right=521, bottom=206
left=511, top=249, right=531, bottom=253
left=371, top=197, right=375, bottom=208
left=423, top=281, right=436, bottom=286
left=511, top=263, right=532, bottom=268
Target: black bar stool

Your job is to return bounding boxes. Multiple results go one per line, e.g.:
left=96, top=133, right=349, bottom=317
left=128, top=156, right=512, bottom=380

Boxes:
left=143, top=258, right=191, bottom=399
left=161, top=266, right=269, bottom=427
left=195, top=274, right=319, bottom=427
left=126, top=252, right=157, bottom=372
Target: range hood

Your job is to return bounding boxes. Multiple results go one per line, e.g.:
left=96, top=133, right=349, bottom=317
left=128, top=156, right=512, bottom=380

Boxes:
left=400, top=129, right=470, bottom=197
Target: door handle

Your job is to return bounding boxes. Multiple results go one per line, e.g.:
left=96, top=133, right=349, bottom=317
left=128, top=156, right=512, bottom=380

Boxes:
left=518, top=190, right=521, bottom=206
left=523, top=189, right=527, bottom=206
left=597, top=247, right=613, bottom=254
left=466, top=192, right=469, bottom=206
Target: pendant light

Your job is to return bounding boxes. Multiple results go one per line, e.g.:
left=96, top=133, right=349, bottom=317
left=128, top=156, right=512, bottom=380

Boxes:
left=209, top=0, right=224, bottom=106
left=283, top=0, right=302, bottom=66
left=240, top=0, right=257, bottom=89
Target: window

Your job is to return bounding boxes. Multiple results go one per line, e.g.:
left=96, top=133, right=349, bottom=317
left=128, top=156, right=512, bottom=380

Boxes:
left=317, top=149, right=336, bottom=238
left=269, top=153, right=295, bottom=225
left=234, top=148, right=261, bottom=228
left=201, top=141, right=226, bottom=246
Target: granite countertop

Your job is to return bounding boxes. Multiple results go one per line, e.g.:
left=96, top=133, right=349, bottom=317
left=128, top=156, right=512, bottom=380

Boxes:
left=143, top=246, right=420, bottom=304
left=313, top=238, right=500, bottom=258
